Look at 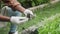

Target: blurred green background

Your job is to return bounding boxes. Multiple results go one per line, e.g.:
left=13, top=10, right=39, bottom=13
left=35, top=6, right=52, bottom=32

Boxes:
left=0, top=0, right=60, bottom=34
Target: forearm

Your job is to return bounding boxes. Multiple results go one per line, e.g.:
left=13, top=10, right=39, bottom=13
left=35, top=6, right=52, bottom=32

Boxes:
left=12, top=0, right=26, bottom=12
left=0, top=15, right=10, bottom=22
left=14, top=5, right=26, bottom=13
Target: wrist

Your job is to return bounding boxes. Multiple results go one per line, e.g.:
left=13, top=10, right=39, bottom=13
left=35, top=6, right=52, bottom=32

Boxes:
left=24, top=9, right=30, bottom=13
left=10, top=16, right=16, bottom=23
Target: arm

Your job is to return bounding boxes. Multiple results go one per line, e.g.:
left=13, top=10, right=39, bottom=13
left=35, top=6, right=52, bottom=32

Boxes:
left=3, top=0, right=33, bottom=15
left=0, top=15, right=28, bottom=24
left=3, top=0, right=34, bottom=18
left=0, top=0, right=10, bottom=22
left=0, top=15, right=10, bottom=22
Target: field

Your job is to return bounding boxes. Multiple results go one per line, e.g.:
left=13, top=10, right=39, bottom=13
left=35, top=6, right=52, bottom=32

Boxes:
left=38, top=14, right=60, bottom=34
left=0, top=2, right=60, bottom=34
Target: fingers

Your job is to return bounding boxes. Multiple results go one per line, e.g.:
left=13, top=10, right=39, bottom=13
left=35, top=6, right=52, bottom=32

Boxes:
left=10, top=16, right=28, bottom=24
left=19, top=17, right=28, bottom=23
left=16, top=17, right=28, bottom=24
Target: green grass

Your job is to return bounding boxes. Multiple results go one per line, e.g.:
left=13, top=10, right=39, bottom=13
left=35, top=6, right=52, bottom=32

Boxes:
left=19, top=2, right=60, bottom=29
left=38, top=14, right=60, bottom=34
left=0, top=2, right=60, bottom=34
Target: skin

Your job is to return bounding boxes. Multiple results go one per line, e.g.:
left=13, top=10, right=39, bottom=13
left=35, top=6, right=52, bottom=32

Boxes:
left=0, top=0, right=26, bottom=22
left=0, top=15, right=10, bottom=22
